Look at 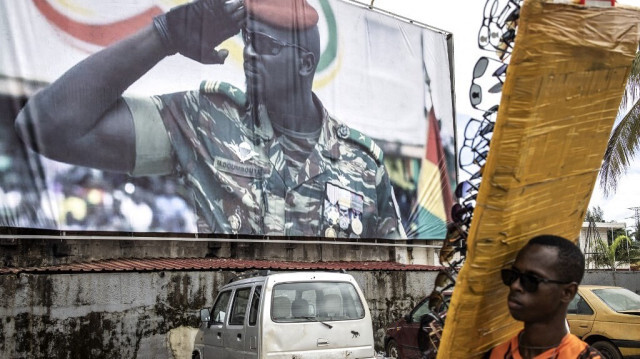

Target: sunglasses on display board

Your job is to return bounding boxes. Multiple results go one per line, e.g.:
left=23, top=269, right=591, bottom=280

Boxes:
left=463, top=116, right=495, bottom=144
left=478, top=0, right=521, bottom=53
left=455, top=180, right=479, bottom=207
left=470, top=57, right=509, bottom=110
left=459, top=143, right=489, bottom=174
left=451, top=202, right=474, bottom=224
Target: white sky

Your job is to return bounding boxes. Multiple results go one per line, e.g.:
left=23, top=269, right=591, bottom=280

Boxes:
left=355, top=0, right=640, bottom=229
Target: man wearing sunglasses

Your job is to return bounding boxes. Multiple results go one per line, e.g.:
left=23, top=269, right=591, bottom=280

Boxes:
left=15, top=0, right=404, bottom=239
left=485, top=235, right=601, bottom=359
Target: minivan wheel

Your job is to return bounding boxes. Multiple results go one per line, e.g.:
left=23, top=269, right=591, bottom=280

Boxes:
left=192, top=351, right=201, bottom=359
left=591, top=340, right=621, bottom=359
left=386, top=339, right=400, bottom=359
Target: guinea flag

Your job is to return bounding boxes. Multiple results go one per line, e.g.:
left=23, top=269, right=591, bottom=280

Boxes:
left=406, top=107, right=453, bottom=239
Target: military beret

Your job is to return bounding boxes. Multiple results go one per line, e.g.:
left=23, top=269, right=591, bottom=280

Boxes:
left=245, top=0, right=319, bottom=30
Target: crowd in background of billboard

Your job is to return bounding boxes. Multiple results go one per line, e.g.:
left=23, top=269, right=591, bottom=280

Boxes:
left=0, top=143, right=194, bottom=233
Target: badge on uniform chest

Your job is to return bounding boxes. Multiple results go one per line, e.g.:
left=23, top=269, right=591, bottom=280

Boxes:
left=323, top=182, right=364, bottom=238
left=230, top=141, right=258, bottom=163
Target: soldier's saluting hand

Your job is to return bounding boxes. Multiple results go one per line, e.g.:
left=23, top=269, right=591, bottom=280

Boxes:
left=153, top=0, right=246, bottom=64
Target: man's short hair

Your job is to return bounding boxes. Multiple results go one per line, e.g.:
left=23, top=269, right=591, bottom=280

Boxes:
left=522, top=234, right=585, bottom=284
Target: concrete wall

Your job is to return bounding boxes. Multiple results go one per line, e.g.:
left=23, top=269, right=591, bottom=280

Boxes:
left=0, top=270, right=438, bottom=359
left=583, top=270, right=640, bottom=294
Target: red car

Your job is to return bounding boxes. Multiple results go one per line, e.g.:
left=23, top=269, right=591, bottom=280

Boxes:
left=384, top=296, right=447, bottom=359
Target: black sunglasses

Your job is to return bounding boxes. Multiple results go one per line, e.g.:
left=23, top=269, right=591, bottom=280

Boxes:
left=455, top=180, right=478, bottom=200
left=470, top=57, right=508, bottom=108
left=242, top=29, right=311, bottom=56
left=501, top=268, right=572, bottom=292
left=451, top=202, right=474, bottom=223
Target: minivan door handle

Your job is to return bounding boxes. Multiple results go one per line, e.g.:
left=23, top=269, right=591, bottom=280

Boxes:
left=317, top=339, right=329, bottom=346
left=237, top=333, right=242, bottom=341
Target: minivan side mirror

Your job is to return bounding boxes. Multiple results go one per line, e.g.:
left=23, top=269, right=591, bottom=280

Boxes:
left=200, top=308, right=211, bottom=323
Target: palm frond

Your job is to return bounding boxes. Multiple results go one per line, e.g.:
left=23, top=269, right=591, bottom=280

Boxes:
left=610, top=234, right=630, bottom=254
left=600, top=98, right=640, bottom=196
left=619, top=51, right=640, bottom=111
left=590, top=238, right=613, bottom=268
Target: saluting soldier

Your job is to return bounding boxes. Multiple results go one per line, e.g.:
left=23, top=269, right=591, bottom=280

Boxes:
left=16, top=0, right=405, bottom=239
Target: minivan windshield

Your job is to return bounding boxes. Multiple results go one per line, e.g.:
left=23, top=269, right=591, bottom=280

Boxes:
left=272, top=281, right=365, bottom=322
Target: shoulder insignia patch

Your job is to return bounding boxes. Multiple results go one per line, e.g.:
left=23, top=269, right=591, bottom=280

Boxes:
left=338, top=124, right=384, bottom=165
left=199, top=80, right=246, bottom=108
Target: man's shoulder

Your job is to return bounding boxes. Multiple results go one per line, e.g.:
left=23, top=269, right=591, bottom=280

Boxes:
left=563, top=334, right=602, bottom=358
left=485, top=333, right=602, bottom=359
left=199, top=80, right=246, bottom=108
left=484, top=334, right=517, bottom=359
left=330, top=117, right=384, bottom=166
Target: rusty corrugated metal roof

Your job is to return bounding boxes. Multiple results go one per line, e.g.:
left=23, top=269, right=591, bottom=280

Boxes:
left=0, top=258, right=440, bottom=275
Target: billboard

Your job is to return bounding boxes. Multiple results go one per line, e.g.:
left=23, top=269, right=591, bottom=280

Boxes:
left=0, top=0, right=455, bottom=239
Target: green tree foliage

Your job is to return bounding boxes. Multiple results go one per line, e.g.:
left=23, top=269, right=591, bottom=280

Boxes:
left=585, top=206, right=605, bottom=222
left=590, top=234, right=640, bottom=270
left=600, top=51, right=640, bottom=196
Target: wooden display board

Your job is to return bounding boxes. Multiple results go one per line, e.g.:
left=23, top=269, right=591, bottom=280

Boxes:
left=437, top=0, right=640, bottom=357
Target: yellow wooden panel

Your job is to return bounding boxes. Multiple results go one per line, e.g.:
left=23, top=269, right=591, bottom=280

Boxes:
left=437, top=1, right=640, bottom=357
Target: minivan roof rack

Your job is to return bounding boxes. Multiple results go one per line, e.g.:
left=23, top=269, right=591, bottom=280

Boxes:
left=228, top=269, right=271, bottom=283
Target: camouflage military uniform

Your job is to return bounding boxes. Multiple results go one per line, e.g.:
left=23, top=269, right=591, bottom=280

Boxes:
left=126, top=81, right=404, bottom=239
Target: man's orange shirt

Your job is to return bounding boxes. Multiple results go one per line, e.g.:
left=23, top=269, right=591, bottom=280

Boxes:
left=486, top=331, right=602, bottom=359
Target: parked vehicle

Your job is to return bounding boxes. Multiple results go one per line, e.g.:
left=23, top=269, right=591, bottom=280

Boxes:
left=193, top=271, right=376, bottom=359
left=567, top=285, right=640, bottom=359
left=383, top=294, right=448, bottom=359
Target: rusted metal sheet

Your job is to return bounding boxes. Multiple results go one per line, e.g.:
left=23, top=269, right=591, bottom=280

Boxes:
left=0, top=257, right=440, bottom=275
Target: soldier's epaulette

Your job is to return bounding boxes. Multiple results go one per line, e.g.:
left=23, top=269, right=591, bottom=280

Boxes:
left=336, top=124, right=384, bottom=165
left=199, top=80, right=246, bottom=108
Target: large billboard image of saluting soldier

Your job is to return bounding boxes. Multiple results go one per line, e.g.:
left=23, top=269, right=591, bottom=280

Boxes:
left=1, top=0, right=455, bottom=239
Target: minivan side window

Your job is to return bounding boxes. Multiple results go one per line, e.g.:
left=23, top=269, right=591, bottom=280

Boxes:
left=229, top=287, right=252, bottom=326
left=249, top=286, right=262, bottom=326
left=212, top=291, right=231, bottom=324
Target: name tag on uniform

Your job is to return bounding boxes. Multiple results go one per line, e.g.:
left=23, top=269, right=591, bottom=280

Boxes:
left=214, top=157, right=270, bottom=178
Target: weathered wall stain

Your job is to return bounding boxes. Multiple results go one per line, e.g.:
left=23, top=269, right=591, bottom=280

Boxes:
left=0, top=270, right=436, bottom=358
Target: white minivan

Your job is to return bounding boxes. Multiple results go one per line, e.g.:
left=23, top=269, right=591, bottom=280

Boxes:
left=193, top=271, right=376, bottom=359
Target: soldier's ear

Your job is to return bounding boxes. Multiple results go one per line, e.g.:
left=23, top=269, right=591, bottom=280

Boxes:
left=298, top=51, right=316, bottom=76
